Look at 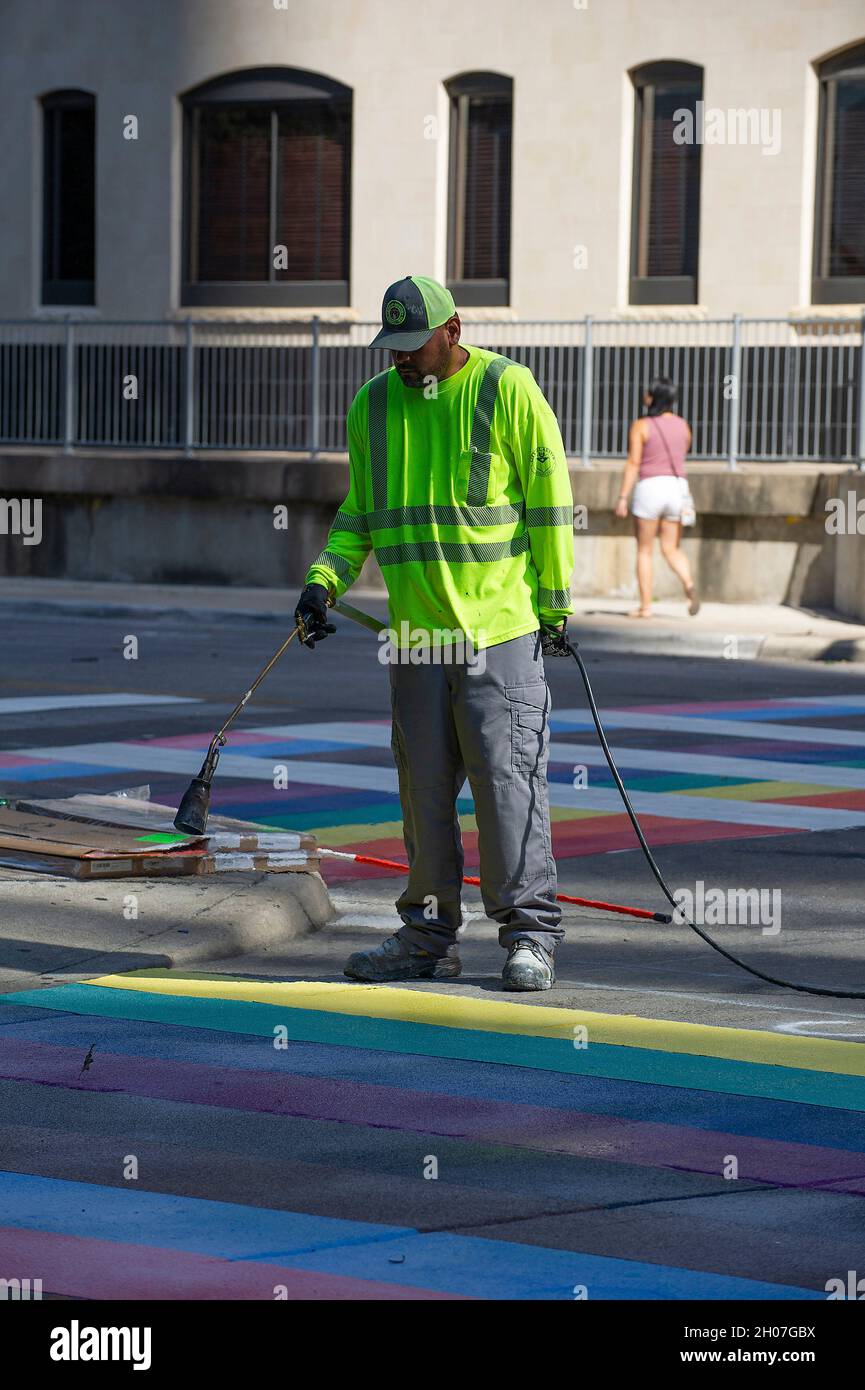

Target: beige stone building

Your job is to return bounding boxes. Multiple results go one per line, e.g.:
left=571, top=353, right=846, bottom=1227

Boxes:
left=1, top=0, right=864, bottom=321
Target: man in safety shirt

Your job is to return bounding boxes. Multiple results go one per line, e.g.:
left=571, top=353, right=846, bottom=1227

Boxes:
left=295, top=276, right=574, bottom=991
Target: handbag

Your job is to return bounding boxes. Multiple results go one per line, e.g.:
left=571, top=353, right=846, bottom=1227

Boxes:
left=652, top=417, right=696, bottom=527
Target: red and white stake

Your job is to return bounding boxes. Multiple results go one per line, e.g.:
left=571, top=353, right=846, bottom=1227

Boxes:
left=318, top=847, right=671, bottom=923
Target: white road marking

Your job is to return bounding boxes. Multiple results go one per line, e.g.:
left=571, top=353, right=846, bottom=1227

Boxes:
left=12, top=737, right=865, bottom=829
left=17, top=742, right=401, bottom=793
left=0, top=694, right=199, bottom=714
left=546, top=781, right=865, bottom=829
left=553, top=708, right=865, bottom=746
left=561, top=979, right=865, bottom=1018
left=549, top=740, right=865, bottom=790
left=775, top=1019, right=865, bottom=1038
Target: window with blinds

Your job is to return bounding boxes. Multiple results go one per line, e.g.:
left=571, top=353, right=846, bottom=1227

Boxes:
left=183, top=69, right=351, bottom=307
left=630, top=62, right=703, bottom=306
left=813, top=43, right=865, bottom=304
left=42, top=90, right=96, bottom=306
left=446, top=73, right=513, bottom=306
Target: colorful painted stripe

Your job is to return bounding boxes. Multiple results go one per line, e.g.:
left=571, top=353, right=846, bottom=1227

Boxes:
left=5, top=980, right=865, bottom=1110
left=0, top=1173, right=820, bottom=1300
left=4, top=1038, right=865, bottom=1194
left=6, top=1009, right=863, bottom=1150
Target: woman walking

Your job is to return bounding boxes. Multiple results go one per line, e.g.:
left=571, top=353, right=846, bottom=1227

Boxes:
left=614, top=377, right=699, bottom=619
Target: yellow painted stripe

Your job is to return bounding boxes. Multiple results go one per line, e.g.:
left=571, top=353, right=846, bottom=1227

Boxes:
left=84, top=973, right=865, bottom=1077
left=681, top=780, right=838, bottom=803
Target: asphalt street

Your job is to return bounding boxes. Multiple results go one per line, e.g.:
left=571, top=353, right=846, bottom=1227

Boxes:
left=1, top=601, right=864, bottom=1300
left=3, top=602, right=865, bottom=1027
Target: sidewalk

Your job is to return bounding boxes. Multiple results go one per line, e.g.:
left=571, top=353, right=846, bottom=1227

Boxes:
left=2, top=576, right=865, bottom=663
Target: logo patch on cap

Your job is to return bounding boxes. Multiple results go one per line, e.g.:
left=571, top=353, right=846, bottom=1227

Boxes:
left=385, top=299, right=407, bottom=326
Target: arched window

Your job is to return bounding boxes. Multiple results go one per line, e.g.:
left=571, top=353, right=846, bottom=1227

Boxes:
left=813, top=42, right=865, bottom=303
left=182, top=67, right=351, bottom=306
left=446, top=72, right=512, bottom=306
left=42, top=89, right=96, bottom=305
left=630, top=61, right=703, bottom=305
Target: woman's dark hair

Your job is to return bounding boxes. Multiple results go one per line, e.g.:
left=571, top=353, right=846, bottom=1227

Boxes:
left=646, top=377, right=678, bottom=416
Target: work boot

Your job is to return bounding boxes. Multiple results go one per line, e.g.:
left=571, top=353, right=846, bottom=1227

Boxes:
left=344, top=933, right=461, bottom=983
left=502, top=938, right=555, bottom=992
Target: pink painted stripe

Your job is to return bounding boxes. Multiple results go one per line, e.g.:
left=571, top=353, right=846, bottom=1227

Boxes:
left=0, top=1227, right=459, bottom=1300
left=0, top=752, right=50, bottom=768
left=4, top=1040, right=865, bottom=1195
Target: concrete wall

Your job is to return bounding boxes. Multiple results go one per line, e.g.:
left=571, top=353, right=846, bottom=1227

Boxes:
left=2, top=0, right=864, bottom=321
left=0, top=450, right=856, bottom=613
left=833, top=475, right=865, bottom=621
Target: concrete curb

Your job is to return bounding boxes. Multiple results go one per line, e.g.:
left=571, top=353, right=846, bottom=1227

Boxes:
left=0, top=596, right=287, bottom=625
left=0, top=869, right=336, bottom=992
left=571, top=627, right=865, bottom=664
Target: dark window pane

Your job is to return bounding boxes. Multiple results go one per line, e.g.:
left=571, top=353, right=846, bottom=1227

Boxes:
left=194, top=107, right=271, bottom=281
left=646, top=85, right=701, bottom=278
left=828, top=78, right=865, bottom=278
left=43, top=100, right=95, bottom=290
left=462, top=97, right=511, bottom=280
left=275, top=102, right=349, bottom=281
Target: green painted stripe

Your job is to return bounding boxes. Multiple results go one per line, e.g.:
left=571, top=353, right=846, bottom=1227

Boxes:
left=368, top=503, right=523, bottom=530
left=5, top=984, right=865, bottom=1111
left=377, top=535, right=531, bottom=567
left=367, top=371, right=389, bottom=511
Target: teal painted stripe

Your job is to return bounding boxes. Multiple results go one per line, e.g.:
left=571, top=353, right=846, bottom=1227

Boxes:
left=4, top=984, right=865, bottom=1112
left=262, top=803, right=402, bottom=831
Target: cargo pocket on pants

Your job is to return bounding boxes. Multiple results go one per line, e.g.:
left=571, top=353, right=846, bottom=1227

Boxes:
left=504, top=680, right=550, bottom=776
left=390, top=681, right=408, bottom=775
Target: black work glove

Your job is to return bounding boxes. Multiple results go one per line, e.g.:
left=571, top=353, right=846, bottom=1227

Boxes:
left=295, top=583, right=336, bottom=648
left=540, top=618, right=573, bottom=658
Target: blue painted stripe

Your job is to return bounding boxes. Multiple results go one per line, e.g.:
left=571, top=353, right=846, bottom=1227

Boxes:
left=220, top=739, right=368, bottom=758
left=0, top=1172, right=819, bottom=1300
left=0, top=762, right=119, bottom=783
left=3, top=1008, right=864, bottom=1151
left=687, top=704, right=865, bottom=723
left=4, top=985, right=865, bottom=1112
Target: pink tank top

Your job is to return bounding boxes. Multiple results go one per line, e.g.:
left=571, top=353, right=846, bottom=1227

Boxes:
left=639, top=414, right=689, bottom=481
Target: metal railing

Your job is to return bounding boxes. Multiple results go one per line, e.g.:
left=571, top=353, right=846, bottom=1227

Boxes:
left=1, top=315, right=863, bottom=467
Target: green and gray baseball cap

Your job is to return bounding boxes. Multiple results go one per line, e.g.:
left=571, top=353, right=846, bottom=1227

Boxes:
left=369, top=275, right=457, bottom=351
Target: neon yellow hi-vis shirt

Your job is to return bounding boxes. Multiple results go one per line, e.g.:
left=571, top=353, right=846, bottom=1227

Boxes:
left=305, top=344, right=575, bottom=651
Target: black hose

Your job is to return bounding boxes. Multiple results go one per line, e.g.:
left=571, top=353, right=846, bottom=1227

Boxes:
left=566, top=639, right=865, bottom=1001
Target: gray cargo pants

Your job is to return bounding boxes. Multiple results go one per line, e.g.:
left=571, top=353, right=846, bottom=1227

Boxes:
left=389, top=630, right=562, bottom=959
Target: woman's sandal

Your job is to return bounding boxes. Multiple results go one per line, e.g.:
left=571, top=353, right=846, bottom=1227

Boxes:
left=686, top=586, right=701, bottom=616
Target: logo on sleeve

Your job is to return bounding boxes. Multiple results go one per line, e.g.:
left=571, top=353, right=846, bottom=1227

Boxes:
left=385, top=300, right=407, bottom=326
left=530, top=445, right=555, bottom=476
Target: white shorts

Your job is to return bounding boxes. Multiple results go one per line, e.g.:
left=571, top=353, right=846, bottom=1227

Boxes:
left=631, top=475, right=685, bottom=521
